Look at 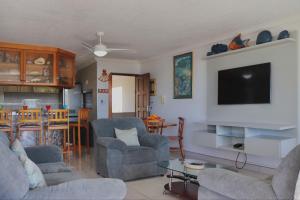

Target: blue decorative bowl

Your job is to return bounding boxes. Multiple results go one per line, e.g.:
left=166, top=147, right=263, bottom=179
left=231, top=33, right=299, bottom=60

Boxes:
left=256, top=30, right=272, bottom=45
left=278, top=30, right=290, bottom=40
left=211, top=44, right=228, bottom=54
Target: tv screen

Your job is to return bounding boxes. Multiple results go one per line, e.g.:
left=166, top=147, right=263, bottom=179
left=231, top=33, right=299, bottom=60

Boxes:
left=218, top=63, right=271, bottom=105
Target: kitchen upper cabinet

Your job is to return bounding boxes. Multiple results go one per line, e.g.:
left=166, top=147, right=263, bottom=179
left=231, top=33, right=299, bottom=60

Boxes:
left=57, top=52, right=75, bottom=88
left=0, top=42, right=75, bottom=88
left=25, top=51, right=56, bottom=85
left=0, top=48, right=21, bottom=83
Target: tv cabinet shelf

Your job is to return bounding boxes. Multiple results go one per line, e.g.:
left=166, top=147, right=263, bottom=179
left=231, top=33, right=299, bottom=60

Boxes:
left=204, top=38, right=296, bottom=60
left=196, top=121, right=296, bottom=158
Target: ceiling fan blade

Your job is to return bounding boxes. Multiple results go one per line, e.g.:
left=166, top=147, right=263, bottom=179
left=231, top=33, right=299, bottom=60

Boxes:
left=107, top=48, right=129, bottom=51
left=82, top=42, right=94, bottom=52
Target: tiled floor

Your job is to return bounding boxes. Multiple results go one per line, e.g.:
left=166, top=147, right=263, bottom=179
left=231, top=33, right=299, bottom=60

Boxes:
left=65, top=148, right=273, bottom=200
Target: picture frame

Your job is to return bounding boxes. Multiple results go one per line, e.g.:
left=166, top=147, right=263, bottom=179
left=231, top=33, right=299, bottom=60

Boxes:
left=150, top=79, right=157, bottom=96
left=173, top=52, right=193, bottom=99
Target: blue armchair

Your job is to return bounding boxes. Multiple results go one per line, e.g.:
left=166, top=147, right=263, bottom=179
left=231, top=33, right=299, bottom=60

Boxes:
left=91, top=117, right=169, bottom=181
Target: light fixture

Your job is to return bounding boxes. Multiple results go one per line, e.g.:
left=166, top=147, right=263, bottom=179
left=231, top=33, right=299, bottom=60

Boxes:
left=93, top=44, right=108, bottom=57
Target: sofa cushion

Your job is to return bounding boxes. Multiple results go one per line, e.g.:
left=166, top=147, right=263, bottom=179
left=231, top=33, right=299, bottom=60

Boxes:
left=115, top=128, right=140, bottom=146
left=198, top=168, right=277, bottom=200
left=124, top=146, right=156, bottom=164
left=0, top=138, right=29, bottom=200
left=37, top=162, right=71, bottom=174
left=0, top=132, right=10, bottom=147
left=272, top=144, right=300, bottom=200
left=43, top=171, right=81, bottom=186
left=23, top=178, right=127, bottom=200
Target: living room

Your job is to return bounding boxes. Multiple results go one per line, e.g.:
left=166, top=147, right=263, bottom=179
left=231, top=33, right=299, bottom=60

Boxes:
left=1, top=1, right=300, bottom=200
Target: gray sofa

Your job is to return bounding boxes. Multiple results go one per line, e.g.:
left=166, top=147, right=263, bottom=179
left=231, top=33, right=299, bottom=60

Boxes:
left=197, top=144, right=300, bottom=200
left=91, top=117, right=169, bottom=181
left=0, top=133, right=127, bottom=200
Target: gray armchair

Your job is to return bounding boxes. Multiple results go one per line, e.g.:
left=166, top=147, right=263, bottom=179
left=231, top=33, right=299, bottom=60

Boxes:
left=197, top=144, right=300, bottom=200
left=91, top=117, right=169, bottom=181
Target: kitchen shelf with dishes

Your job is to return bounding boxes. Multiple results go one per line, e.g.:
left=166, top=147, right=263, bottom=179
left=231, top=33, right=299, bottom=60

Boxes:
left=0, top=41, right=76, bottom=88
left=195, top=121, right=297, bottom=158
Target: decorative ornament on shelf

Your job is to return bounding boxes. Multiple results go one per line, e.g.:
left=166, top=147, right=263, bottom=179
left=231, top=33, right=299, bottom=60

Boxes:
left=256, top=30, right=272, bottom=45
left=278, top=30, right=290, bottom=40
left=207, top=44, right=228, bottom=56
left=34, top=57, right=46, bottom=65
left=229, top=33, right=249, bottom=50
left=98, top=69, right=110, bottom=82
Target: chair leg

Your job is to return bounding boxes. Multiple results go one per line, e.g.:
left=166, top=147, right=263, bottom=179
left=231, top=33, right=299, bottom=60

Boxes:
left=67, top=128, right=70, bottom=153
left=39, top=129, right=42, bottom=145
left=63, top=130, right=66, bottom=151
left=10, top=129, right=13, bottom=143
left=73, top=127, right=76, bottom=152
left=179, top=139, right=185, bottom=160
left=78, top=125, right=81, bottom=157
left=86, top=125, right=90, bottom=154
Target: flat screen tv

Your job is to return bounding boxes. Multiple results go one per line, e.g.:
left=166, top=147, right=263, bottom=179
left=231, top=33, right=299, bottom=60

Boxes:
left=218, top=63, right=271, bottom=105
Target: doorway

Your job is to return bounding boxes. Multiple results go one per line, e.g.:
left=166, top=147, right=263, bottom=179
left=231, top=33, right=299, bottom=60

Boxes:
left=109, top=73, right=150, bottom=119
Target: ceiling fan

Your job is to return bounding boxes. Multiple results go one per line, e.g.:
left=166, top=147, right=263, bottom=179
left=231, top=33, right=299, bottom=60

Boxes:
left=82, top=32, right=129, bottom=57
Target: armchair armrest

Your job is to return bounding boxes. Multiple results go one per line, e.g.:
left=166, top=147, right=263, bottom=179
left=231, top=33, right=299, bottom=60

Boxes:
left=198, top=168, right=277, bottom=200
left=96, top=137, right=127, bottom=152
left=139, top=134, right=168, bottom=149
left=25, top=145, right=63, bottom=164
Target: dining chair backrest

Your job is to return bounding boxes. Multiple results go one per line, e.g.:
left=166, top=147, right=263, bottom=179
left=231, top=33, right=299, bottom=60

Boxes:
left=178, top=117, right=185, bottom=139
left=0, top=110, right=12, bottom=126
left=17, top=109, right=42, bottom=124
left=78, top=108, right=89, bottom=124
left=47, top=109, right=69, bottom=124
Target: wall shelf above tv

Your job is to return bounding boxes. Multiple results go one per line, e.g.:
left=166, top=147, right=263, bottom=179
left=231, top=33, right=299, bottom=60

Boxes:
left=205, top=38, right=296, bottom=60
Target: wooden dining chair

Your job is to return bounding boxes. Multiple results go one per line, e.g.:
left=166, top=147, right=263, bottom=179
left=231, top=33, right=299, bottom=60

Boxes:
left=0, top=109, right=13, bottom=142
left=167, top=117, right=185, bottom=160
left=17, top=109, right=43, bottom=145
left=46, top=109, right=70, bottom=153
left=69, top=108, right=90, bottom=155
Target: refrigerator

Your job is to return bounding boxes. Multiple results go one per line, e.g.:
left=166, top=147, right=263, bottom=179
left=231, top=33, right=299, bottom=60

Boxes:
left=62, top=83, right=83, bottom=121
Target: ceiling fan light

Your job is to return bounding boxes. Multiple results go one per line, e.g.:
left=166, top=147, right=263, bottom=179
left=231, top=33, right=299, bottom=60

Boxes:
left=94, top=50, right=108, bottom=57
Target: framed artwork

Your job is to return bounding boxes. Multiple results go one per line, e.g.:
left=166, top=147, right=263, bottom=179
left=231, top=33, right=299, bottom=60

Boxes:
left=173, top=52, right=193, bottom=99
left=150, top=79, right=157, bottom=96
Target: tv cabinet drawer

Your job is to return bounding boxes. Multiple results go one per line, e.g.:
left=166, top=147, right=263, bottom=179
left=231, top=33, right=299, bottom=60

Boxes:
left=245, top=137, right=296, bottom=158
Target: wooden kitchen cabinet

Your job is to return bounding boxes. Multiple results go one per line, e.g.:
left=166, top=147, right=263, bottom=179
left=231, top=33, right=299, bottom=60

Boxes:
left=0, top=48, right=21, bottom=83
left=0, top=42, right=75, bottom=88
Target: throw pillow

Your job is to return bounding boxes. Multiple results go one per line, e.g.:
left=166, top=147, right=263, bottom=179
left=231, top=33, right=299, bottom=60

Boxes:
left=11, top=139, right=47, bottom=189
left=11, top=139, right=27, bottom=158
left=115, top=128, right=140, bottom=146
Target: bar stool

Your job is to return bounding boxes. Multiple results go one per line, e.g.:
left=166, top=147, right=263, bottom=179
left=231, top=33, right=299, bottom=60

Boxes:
left=46, top=109, right=70, bottom=153
left=0, top=109, right=13, bottom=142
left=69, top=108, right=90, bottom=155
left=17, top=109, right=43, bottom=145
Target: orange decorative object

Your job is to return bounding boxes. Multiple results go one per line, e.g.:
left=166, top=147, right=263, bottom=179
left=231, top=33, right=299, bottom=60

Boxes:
left=229, top=33, right=245, bottom=50
left=147, top=114, right=161, bottom=121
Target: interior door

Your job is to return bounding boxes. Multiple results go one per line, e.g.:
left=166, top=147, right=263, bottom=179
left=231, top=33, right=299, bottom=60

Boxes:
left=135, top=73, right=150, bottom=119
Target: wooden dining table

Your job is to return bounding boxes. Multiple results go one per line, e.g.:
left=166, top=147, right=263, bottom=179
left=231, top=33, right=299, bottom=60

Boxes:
left=144, top=119, right=177, bottom=135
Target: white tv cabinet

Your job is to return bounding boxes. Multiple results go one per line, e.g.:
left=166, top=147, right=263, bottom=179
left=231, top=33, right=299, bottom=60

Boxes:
left=197, top=121, right=296, bottom=158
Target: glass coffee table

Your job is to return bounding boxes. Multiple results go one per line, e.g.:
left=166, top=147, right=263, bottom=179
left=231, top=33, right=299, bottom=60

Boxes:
left=158, top=159, right=233, bottom=200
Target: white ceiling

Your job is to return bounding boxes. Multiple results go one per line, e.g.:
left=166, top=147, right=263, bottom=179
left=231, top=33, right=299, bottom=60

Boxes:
left=1, top=0, right=300, bottom=68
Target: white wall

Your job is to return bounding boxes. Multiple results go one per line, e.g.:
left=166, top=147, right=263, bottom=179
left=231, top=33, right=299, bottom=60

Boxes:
left=112, top=75, right=135, bottom=113
left=97, top=58, right=141, bottom=118
left=140, top=19, right=300, bottom=168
